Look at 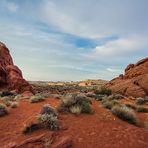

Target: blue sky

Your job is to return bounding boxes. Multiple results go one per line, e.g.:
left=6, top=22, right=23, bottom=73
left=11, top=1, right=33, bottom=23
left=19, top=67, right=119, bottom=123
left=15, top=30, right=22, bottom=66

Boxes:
left=0, top=0, right=148, bottom=81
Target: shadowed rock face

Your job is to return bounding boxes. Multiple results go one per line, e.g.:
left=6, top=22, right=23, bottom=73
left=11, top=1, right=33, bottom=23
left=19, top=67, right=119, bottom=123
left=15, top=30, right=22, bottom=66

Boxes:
left=0, top=41, right=34, bottom=95
left=106, top=57, right=148, bottom=98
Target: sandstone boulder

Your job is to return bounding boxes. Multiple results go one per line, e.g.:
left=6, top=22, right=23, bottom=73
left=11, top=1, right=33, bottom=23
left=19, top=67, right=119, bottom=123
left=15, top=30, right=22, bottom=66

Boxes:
left=106, top=57, right=148, bottom=97
left=0, top=41, right=34, bottom=95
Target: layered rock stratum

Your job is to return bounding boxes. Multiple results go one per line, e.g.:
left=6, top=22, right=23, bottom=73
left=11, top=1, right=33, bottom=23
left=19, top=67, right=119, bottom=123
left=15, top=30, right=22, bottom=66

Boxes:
left=106, top=57, right=148, bottom=97
left=0, top=41, right=34, bottom=95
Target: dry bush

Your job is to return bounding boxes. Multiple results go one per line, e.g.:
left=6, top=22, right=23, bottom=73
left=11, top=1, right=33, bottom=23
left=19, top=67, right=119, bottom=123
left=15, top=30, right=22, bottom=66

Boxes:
left=111, top=105, right=138, bottom=125
left=69, top=105, right=82, bottom=115
left=0, top=104, right=8, bottom=117
left=30, top=95, right=45, bottom=103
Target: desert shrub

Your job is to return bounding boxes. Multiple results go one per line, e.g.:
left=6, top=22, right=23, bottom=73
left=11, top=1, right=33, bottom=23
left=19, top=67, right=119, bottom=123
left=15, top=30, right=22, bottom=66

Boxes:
left=108, top=94, right=124, bottom=100
left=23, top=123, right=39, bottom=134
left=136, top=97, right=145, bottom=105
left=111, top=105, right=138, bottom=125
left=10, top=102, right=18, bottom=108
left=94, top=87, right=112, bottom=96
left=40, top=104, right=58, bottom=117
left=102, top=100, right=116, bottom=109
left=38, top=114, right=59, bottom=130
left=30, top=95, right=45, bottom=103
left=95, top=94, right=106, bottom=101
left=69, top=105, right=82, bottom=115
left=102, top=100, right=121, bottom=110
left=0, top=91, right=14, bottom=97
left=86, top=92, right=96, bottom=98
left=125, top=103, right=137, bottom=110
left=136, top=106, right=148, bottom=113
left=0, top=104, right=8, bottom=116
left=58, top=93, right=93, bottom=114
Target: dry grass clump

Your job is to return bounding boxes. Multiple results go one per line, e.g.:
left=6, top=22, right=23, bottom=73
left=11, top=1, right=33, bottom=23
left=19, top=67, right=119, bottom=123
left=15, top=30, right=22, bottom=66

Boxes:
left=108, top=94, right=124, bottom=100
left=23, top=105, right=59, bottom=134
left=94, top=87, right=112, bottom=96
left=111, top=105, right=138, bottom=125
left=69, top=105, right=82, bottom=115
left=10, top=102, right=18, bottom=108
left=135, top=97, right=145, bottom=105
left=23, top=123, right=39, bottom=134
left=136, top=106, right=148, bottom=113
left=58, top=93, right=93, bottom=114
left=30, top=95, right=45, bottom=103
left=37, top=114, right=59, bottom=130
left=0, top=104, right=8, bottom=117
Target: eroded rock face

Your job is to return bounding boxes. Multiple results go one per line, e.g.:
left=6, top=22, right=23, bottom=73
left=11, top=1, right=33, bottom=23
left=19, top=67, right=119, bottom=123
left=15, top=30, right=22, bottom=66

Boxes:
left=106, top=57, right=148, bottom=97
left=0, top=41, right=34, bottom=95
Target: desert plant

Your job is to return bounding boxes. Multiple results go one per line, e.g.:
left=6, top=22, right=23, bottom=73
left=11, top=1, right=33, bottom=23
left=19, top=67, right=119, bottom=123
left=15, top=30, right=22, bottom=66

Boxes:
left=108, top=94, right=124, bottom=100
left=0, top=104, right=8, bottom=116
left=10, top=102, right=18, bottom=108
left=40, top=104, right=58, bottom=117
left=111, top=105, right=138, bottom=125
left=136, top=97, right=145, bottom=105
left=102, top=100, right=116, bottom=109
left=23, top=123, right=39, bottom=134
left=125, top=103, right=137, bottom=110
left=30, top=95, right=45, bottom=103
left=38, top=114, right=59, bottom=130
left=136, top=106, right=148, bottom=113
left=0, top=91, right=14, bottom=97
left=69, top=105, right=82, bottom=115
left=58, top=93, right=93, bottom=114
left=94, top=87, right=112, bottom=96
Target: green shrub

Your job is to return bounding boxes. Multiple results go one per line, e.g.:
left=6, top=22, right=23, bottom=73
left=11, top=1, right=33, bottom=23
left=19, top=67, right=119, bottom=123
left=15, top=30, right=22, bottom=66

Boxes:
left=0, top=104, right=8, bottom=116
left=94, top=87, right=112, bottom=96
left=38, top=114, right=59, bottom=130
left=111, top=105, right=138, bottom=125
left=23, top=123, right=39, bottom=134
left=125, top=103, right=137, bottom=110
left=108, top=94, right=124, bottom=100
left=136, top=107, right=148, bottom=113
left=40, top=104, right=58, bottom=116
left=30, top=95, right=45, bottom=103
left=136, top=97, right=145, bottom=105
left=58, top=93, right=93, bottom=114
left=69, top=105, right=82, bottom=115
left=102, top=100, right=116, bottom=109
left=10, top=102, right=18, bottom=108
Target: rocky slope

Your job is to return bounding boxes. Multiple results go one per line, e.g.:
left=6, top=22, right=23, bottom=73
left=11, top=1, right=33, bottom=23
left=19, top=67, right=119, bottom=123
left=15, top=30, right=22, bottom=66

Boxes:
left=0, top=41, right=34, bottom=95
left=106, top=57, right=148, bottom=97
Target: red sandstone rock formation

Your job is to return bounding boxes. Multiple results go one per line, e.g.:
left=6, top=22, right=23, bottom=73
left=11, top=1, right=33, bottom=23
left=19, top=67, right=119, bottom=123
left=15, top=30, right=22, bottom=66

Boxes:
left=0, top=41, right=34, bottom=95
left=106, top=57, right=148, bottom=98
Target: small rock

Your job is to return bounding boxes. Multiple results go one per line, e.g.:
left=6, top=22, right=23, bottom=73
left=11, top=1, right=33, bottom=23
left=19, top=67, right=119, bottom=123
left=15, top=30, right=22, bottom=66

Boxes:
left=52, top=136, right=73, bottom=148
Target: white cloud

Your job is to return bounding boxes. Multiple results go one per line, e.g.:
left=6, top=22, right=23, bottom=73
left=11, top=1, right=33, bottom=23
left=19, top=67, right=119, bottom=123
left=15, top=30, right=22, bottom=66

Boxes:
left=6, top=2, right=18, bottom=12
left=86, top=36, right=148, bottom=58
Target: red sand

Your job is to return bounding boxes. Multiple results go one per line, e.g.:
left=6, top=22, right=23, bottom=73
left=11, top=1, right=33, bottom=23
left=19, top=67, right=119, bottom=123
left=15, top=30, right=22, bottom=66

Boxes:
left=0, top=98, right=148, bottom=148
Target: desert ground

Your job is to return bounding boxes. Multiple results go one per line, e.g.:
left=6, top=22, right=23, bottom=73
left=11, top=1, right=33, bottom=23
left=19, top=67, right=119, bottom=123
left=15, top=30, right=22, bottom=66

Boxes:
left=0, top=81, right=148, bottom=148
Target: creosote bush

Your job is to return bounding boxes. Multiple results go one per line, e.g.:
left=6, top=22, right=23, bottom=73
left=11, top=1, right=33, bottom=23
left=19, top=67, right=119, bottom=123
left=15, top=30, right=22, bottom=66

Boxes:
left=23, top=123, right=39, bottom=134
left=111, top=105, right=138, bottom=125
left=58, top=93, right=93, bottom=114
left=136, top=97, right=145, bottom=105
left=30, top=95, right=45, bottom=103
left=40, top=104, right=58, bottom=117
left=94, top=87, right=112, bottom=96
left=0, top=104, right=8, bottom=117
left=69, top=105, right=82, bottom=115
left=38, top=114, right=59, bottom=130
left=136, top=106, right=148, bottom=113
left=23, top=105, right=59, bottom=134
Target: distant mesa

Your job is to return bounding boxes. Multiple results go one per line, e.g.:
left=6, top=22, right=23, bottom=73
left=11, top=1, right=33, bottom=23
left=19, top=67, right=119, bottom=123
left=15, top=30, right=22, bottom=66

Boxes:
left=106, top=57, right=148, bottom=97
left=0, top=41, right=34, bottom=95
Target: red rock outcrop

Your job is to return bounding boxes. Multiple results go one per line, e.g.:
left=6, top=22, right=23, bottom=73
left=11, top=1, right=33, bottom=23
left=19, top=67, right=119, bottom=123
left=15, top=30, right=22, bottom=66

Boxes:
left=106, top=57, right=148, bottom=97
left=0, top=41, right=34, bottom=95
